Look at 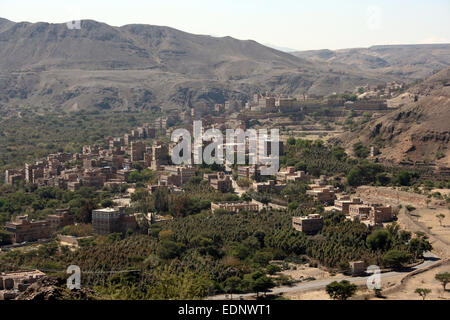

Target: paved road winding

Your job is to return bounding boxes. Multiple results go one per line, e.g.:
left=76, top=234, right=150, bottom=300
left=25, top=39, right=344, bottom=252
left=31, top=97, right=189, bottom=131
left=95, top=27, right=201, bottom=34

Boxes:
left=207, top=252, right=440, bottom=300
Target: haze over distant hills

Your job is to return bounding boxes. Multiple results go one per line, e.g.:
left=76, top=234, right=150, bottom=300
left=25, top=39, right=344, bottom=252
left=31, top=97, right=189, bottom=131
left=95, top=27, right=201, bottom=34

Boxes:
left=0, top=17, right=449, bottom=113
left=292, top=44, right=450, bottom=81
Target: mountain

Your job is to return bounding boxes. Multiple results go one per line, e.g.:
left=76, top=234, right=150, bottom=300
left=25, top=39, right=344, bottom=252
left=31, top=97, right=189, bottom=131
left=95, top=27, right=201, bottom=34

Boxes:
left=0, top=18, right=385, bottom=113
left=263, top=43, right=298, bottom=53
left=337, top=67, right=450, bottom=166
left=292, top=44, right=450, bottom=81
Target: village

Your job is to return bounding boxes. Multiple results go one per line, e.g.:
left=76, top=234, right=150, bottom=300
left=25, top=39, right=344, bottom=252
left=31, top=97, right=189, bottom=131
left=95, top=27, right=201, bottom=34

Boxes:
left=0, top=87, right=449, bottom=301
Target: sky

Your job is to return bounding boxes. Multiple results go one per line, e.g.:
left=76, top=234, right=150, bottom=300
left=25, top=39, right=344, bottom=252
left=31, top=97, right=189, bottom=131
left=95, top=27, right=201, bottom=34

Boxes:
left=0, top=0, right=449, bottom=51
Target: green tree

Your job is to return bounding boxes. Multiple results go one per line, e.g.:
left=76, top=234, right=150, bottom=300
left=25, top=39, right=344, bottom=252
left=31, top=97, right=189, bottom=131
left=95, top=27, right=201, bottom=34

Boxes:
left=396, top=171, right=418, bottom=186
left=415, top=288, right=431, bottom=300
left=353, top=142, right=369, bottom=159
left=0, top=229, right=12, bottom=245
left=383, top=250, right=412, bottom=269
left=101, top=199, right=114, bottom=208
left=408, top=237, right=432, bottom=259
left=252, top=276, right=275, bottom=297
left=287, top=137, right=296, bottom=145
left=157, top=240, right=185, bottom=259
left=253, top=251, right=273, bottom=266
left=435, top=272, right=450, bottom=291
left=224, top=276, right=242, bottom=300
left=436, top=214, right=445, bottom=227
left=326, top=280, right=357, bottom=300
left=266, top=264, right=282, bottom=275
left=366, top=229, right=390, bottom=251
left=154, top=188, right=169, bottom=213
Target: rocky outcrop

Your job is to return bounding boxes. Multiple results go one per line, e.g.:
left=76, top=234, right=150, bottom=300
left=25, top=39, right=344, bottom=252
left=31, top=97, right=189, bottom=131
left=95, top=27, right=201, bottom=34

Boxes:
left=15, top=277, right=99, bottom=300
left=339, top=68, right=450, bottom=166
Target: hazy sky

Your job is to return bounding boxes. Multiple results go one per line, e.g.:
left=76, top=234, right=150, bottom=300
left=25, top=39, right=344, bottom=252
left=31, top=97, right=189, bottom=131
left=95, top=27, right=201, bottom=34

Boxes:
left=1, top=0, right=449, bottom=51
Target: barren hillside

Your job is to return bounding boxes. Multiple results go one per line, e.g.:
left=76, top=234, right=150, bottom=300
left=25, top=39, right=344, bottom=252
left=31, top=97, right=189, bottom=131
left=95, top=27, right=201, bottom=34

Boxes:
left=338, top=67, right=450, bottom=166
left=0, top=18, right=384, bottom=113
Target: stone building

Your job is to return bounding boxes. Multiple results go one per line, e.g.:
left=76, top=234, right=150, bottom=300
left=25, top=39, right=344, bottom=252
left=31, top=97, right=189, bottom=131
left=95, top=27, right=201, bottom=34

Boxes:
left=253, top=180, right=286, bottom=194
left=370, top=205, right=393, bottom=224
left=276, top=167, right=309, bottom=183
left=349, top=261, right=366, bottom=275
left=130, top=141, right=146, bottom=162
left=92, top=207, right=137, bottom=235
left=46, top=208, right=74, bottom=231
left=4, top=216, right=51, bottom=243
left=306, top=186, right=336, bottom=204
left=334, top=196, right=363, bottom=215
left=209, top=172, right=233, bottom=193
left=292, top=214, right=323, bottom=234
left=0, top=270, right=46, bottom=300
left=4, top=169, right=24, bottom=184
left=211, top=201, right=259, bottom=213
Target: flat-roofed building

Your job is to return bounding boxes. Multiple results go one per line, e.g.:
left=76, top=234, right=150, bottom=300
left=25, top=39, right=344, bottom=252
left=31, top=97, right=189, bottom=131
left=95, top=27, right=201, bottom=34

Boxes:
left=349, top=261, right=366, bottom=275
left=334, top=197, right=363, bottom=215
left=210, top=172, right=233, bottom=193
left=348, top=204, right=372, bottom=220
left=130, top=141, right=146, bottom=162
left=306, top=186, right=335, bottom=204
left=160, top=166, right=196, bottom=186
left=4, top=216, right=51, bottom=243
left=370, top=205, right=393, bottom=224
left=211, top=201, right=259, bottom=213
left=92, top=207, right=137, bottom=235
left=92, top=208, right=121, bottom=235
left=253, top=180, right=286, bottom=194
left=276, top=167, right=309, bottom=183
left=46, top=208, right=74, bottom=231
left=4, top=169, right=24, bottom=184
left=292, top=214, right=323, bottom=234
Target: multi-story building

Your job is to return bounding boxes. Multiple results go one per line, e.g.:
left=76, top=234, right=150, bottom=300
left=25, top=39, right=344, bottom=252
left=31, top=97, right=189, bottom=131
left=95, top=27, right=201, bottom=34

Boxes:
left=24, top=162, right=45, bottom=184
left=92, top=208, right=121, bottom=235
left=237, top=165, right=262, bottom=181
left=80, top=169, right=106, bottom=188
left=209, top=172, right=233, bottom=193
left=370, top=205, right=393, bottom=224
left=46, top=208, right=74, bottom=231
left=150, top=142, right=169, bottom=171
left=292, top=214, right=323, bottom=234
left=253, top=180, right=286, bottom=194
left=306, top=186, right=336, bottom=204
left=348, top=204, right=372, bottom=220
left=334, top=197, right=363, bottom=215
left=4, top=169, right=24, bottom=184
left=276, top=97, right=297, bottom=112
left=4, top=216, right=51, bottom=243
left=130, top=141, right=146, bottom=162
left=211, top=201, right=259, bottom=213
left=276, top=167, right=309, bottom=183
left=160, top=166, right=196, bottom=186
left=154, top=117, right=168, bottom=130
left=92, top=207, right=137, bottom=235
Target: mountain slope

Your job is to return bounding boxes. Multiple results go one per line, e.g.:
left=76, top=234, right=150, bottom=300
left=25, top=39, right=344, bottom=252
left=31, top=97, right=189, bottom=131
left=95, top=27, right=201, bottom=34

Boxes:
left=0, top=18, right=385, bottom=112
left=293, top=44, right=450, bottom=81
left=338, top=67, right=450, bottom=166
